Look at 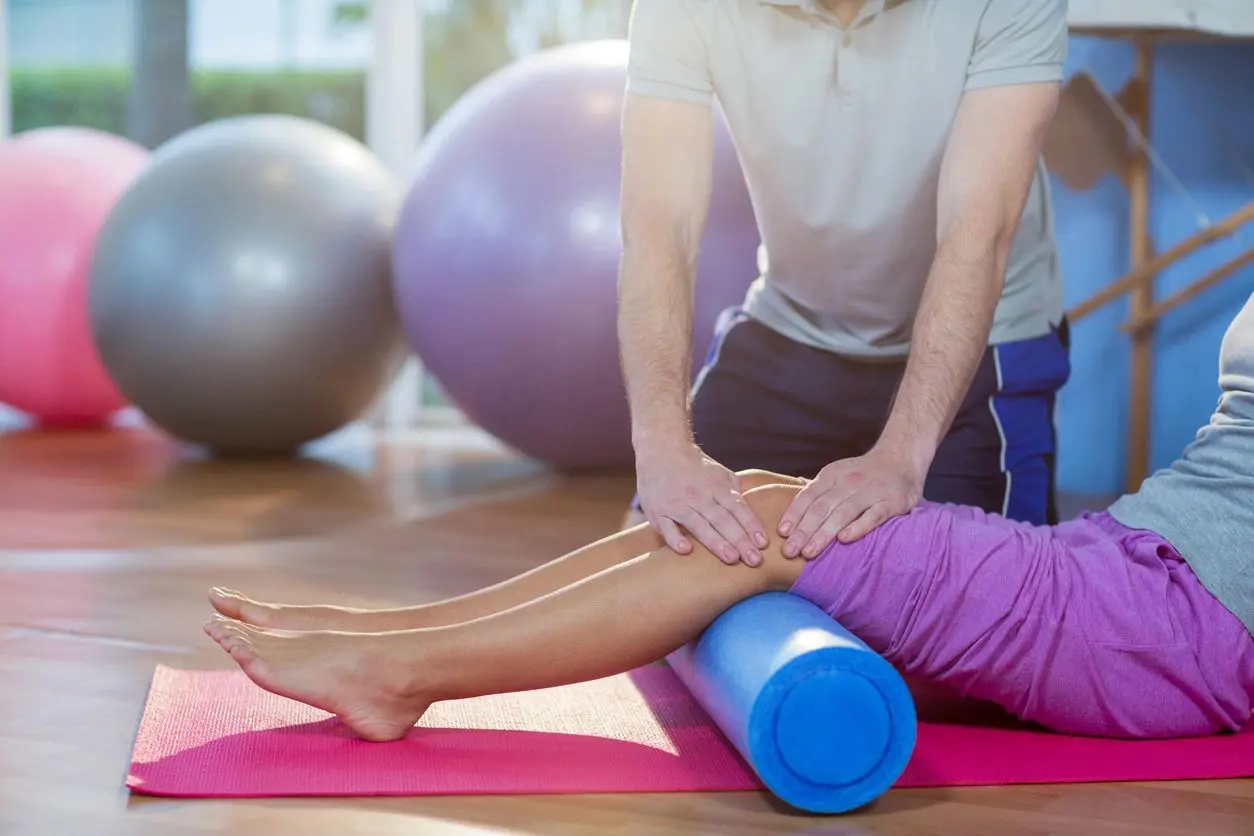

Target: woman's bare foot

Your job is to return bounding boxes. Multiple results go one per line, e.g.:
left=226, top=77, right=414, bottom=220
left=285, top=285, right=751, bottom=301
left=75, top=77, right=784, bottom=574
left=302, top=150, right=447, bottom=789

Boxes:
left=209, top=588, right=425, bottom=633
left=203, top=615, right=431, bottom=742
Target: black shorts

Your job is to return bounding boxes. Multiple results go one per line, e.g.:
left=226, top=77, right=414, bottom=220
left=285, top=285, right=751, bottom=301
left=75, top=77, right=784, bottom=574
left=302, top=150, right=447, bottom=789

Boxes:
left=632, top=308, right=1072, bottom=525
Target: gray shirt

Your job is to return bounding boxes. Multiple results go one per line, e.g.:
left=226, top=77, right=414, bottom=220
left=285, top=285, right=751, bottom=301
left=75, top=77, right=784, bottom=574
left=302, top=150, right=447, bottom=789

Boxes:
left=626, top=0, right=1069, bottom=357
left=1109, top=294, right=1254, bottom=637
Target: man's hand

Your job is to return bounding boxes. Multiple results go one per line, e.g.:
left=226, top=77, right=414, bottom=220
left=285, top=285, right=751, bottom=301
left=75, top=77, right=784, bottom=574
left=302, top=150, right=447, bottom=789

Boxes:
left=777, top=445, right=926, bottom=559
left=635, top=441, right=770, bottom=566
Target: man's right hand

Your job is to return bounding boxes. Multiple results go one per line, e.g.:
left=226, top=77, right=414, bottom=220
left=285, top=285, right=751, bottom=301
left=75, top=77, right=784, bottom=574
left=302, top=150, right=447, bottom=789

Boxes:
left=635, top=441, right=770, bottom=566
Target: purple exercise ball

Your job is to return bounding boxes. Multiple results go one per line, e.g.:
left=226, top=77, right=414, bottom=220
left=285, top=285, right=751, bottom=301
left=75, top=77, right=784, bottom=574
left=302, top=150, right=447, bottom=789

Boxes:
left=392, top=40, right=760, bottom=470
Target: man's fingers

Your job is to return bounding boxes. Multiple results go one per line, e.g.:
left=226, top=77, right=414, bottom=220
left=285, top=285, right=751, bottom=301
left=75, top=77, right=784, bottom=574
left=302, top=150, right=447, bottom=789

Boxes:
left=800, top=493, right=865, bottom=557
left=654, top=517, right=691, bottom=554
left=783, top=494, right=837, bottom=557
left=677, top=509, right=740, bottom=565
left=803, top=492, right=870, bottom=557
left=718, top=490, right=770, bottom=551
left=838, top=501, right=892, bottom=544
left=778, top=481, right=822, bottom=538
left=700, top=498, right=761, bottom=566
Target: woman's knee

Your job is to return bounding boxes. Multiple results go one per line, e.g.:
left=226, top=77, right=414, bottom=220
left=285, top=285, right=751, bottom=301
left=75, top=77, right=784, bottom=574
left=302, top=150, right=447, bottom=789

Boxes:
left=742, top=482, right=800, bottom=525
left=736, top=469, right=805, bottom=491
left=741, top=484, right=807, bottom=587
left=658, top=483, right=805, bottom=592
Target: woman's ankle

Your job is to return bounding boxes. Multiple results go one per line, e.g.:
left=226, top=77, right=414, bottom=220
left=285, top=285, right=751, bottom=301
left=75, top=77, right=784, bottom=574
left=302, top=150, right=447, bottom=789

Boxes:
left=370, top=630, right=444, bottom=707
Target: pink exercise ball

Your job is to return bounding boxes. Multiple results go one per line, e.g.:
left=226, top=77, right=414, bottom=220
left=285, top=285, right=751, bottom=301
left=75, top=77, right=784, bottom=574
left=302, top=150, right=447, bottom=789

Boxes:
left=0, top=127, right=149, bottom=428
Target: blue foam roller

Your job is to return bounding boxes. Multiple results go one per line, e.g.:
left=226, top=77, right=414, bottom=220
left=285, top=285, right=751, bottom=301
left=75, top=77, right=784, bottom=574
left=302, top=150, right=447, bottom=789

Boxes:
left=666, top=592, right=917, bottom=813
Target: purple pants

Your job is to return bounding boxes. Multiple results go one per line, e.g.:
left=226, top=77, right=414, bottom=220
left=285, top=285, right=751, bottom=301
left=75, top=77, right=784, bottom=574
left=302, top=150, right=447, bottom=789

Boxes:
left=790, top=504, right=1254, bottom=739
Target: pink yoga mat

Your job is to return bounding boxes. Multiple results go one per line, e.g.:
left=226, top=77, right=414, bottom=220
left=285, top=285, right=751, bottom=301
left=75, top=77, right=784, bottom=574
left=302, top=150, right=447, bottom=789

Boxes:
left=127, top=665, right=1254, bottom=798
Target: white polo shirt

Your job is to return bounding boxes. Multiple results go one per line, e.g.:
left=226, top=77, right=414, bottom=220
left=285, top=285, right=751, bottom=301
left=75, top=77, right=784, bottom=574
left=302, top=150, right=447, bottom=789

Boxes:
left=626, top=0, right=1069, bottom=358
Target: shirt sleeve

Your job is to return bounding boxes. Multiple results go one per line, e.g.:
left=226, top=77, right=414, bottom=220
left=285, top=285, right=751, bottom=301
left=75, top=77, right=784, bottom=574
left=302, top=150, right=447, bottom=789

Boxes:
left=626, top=0, right=714, bottom=105
left=965, top=0, right=1068, bottom=91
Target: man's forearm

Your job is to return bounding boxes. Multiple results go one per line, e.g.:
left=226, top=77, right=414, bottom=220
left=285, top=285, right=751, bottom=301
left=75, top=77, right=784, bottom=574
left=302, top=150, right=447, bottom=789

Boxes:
left=879, top=235, right=1006, bottom=472
left=618, top=244, right=696, bottom=452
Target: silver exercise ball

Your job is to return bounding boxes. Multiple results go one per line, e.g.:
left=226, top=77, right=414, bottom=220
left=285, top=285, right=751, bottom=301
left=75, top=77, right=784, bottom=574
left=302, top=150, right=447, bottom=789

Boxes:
left=89, top=115, right=406, bottom=456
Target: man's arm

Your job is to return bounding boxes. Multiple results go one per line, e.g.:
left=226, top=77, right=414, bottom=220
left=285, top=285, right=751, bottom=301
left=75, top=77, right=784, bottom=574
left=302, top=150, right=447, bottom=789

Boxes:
left=619, top=95, right=768, bottom=563
left=777, top=0, right=1069, bottom=557
left=618, top=94, right=713, bottom=454
left=618, top=0, right=768, bottom=563
left=879, top=81, right=1061, bottom=478
left=779, top=82, right=1061, bottom=556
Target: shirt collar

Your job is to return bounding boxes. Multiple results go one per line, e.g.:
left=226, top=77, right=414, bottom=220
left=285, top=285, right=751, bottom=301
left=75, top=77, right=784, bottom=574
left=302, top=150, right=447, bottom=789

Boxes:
left=760, top=0, right=892, bottom=26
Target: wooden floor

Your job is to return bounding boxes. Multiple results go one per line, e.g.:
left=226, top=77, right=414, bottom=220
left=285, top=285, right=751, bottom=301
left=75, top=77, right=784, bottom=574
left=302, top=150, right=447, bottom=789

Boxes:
left=1, top=426, right=1251, bottom=836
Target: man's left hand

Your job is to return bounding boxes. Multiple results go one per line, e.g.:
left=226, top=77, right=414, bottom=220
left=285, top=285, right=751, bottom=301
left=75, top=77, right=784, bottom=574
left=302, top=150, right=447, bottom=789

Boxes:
left=777, top=446, right=927, bottom=559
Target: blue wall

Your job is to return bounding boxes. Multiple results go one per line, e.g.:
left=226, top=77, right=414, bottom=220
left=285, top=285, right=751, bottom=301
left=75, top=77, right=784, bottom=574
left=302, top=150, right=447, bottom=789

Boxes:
left=1055, top=37, right=1254, bottom=496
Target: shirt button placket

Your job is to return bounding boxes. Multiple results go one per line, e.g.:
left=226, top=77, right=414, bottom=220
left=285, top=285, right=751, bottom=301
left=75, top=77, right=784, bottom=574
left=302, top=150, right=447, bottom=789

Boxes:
left=836, top=32, right=856, bottom=109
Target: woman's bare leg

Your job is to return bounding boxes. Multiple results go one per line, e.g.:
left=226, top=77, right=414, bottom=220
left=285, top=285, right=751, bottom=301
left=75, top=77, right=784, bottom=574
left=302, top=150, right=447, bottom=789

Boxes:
left=211, top=470, right=804, bottom=632
left=204, top=484, right=807, bottom=742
